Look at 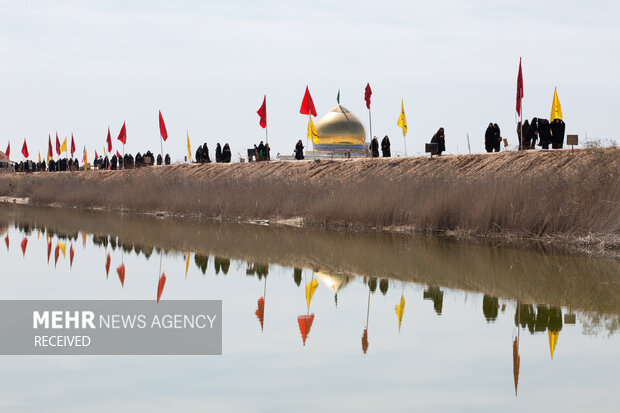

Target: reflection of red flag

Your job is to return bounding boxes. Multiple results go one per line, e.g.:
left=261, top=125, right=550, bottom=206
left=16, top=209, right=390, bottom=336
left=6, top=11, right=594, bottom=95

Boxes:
left=257, top=96, right=267, bottom=129
left=70, top=134, right=76, bottom=157
left=21, top=139, right=29, bottom=158
left=54, top=245, right=60, bottom=267
left=513, top=337, right=520, bottom=396
left=362, top=328, right=369, bottom=354
left=48, top=135, right=53, bottom=158
left=157, top=274, right=166, bottom=303
left=20, top=238, right=27, bottom=256
left=105, top=253, right=111, bottom=278
left=117, top=122, right=127, bottom=145
left=47, top=240, right=52, bottom=263
left=364, top=83, right=372, bottom=109
left=69, top=244, right=75, bottom=268
left=255, top=297, right=265, bottom=330
left=516, top=58, right=524, bottom=117
left=297, top=314, right=315, bottom=346
left=117, top=264, right=125, bottom=287
left=159, top=111, right=168, bottom=141
left=4, top=234, right=8, bottom=251
left=56, top=133, right=61, bottom=155
left=5, top=142, right=9, bottom=159
left=106, top=127, right=112, bottom=152
left=299, top=86, right=317, bottom=116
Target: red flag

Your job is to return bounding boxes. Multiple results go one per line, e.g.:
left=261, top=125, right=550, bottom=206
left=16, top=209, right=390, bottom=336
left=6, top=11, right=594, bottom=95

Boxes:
left=362, top=328, right=369, bottom=354
left=70, top=134, right=76, bottom=157
left=105, top=253, right=111, bottom=278
left=255, top=297, right=265, bottom=330
left=364, top=83, right=372, bottom=109
left=95, top=150, right=99, bottom=160
left=5, top=142, right=9, bottom=159
left=257, top=96, right=267, bottom=128
left=157, top=274, right=166, bottom=303
left=47, top=240, right=51, bottom=263
left=20, top=238, right=28, bottom=256
left=117, top=264, right=125, bottom=287
left=116, top=150, right=121, bottom=159
left=516, top=58, right=524, bottom=117
left=69, top=244, right=75, bottom=268
left=56, top=133, right=61, bottom=156
left=21, top=139, right=29, bottom=159
left=4, top=234, right=8, bottom=251
left=117, top=122, right=127, bottom=145
left=159, top=111, right=168, bottom=141
left=297, top=314, right=315, bottom=346
left=300, top=86, right=317, bottom=116
left=48, top=135, right=53, bottom=159
left=106, top=127, right=112, bottom=152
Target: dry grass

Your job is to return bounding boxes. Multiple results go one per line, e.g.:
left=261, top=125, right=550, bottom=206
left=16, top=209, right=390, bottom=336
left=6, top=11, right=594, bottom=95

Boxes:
left=0, top=147, right=618, bottom=240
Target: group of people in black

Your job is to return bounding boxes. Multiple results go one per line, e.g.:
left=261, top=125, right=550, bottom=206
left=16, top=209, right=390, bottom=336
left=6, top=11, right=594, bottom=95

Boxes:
left=11, top=158, right=82, bottom=173
left=517, top=118, right=566, bottom=150
left=370, top=136, right=392, bottom=157
left=194, top=142, right=232, bottom=163
left=92, top=151, right=171, bottom=170
left=252, top=141, right=270, bottom=161
left=484, top=123, right=502, bottom=152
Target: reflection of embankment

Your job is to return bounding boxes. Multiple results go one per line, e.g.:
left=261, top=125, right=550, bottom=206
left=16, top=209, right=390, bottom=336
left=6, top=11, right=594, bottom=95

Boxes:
left=2, top=204, right=619, bottom=316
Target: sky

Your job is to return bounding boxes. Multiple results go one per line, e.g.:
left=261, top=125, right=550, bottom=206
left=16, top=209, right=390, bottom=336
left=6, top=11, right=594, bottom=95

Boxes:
left=0, top=0, right=619, bottom=161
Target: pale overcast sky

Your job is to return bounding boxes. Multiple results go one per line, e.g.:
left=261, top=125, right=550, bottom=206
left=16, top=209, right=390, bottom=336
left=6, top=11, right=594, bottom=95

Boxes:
left=1, top=0, right=618, bottom=161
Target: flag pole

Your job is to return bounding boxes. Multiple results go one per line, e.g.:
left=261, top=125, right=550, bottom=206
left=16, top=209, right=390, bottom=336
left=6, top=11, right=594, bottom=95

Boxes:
left=159, top=135, right=163, bottom=167
left=368, top=107, right=373, bottom=156
left=403, top=134, right=407, bottom=157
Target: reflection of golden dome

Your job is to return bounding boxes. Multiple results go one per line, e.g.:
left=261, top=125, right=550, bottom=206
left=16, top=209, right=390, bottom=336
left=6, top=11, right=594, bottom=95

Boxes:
left=316, top=272, right=351, bottom=293
left=315, top=105, right=366, bottom=146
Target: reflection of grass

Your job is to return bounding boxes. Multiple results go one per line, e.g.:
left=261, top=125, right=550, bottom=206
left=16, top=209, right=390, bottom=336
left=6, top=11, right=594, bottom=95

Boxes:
left=0, top=148, right=618, bottom=240
left=2, top=203, right=620, bottom=318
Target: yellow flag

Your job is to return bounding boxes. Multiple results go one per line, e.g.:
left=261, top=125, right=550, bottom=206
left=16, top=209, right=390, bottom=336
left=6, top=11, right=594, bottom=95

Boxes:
left=60, top=138, right=67, bottom=153
left=83, top=146, right=87, bottom=170
left=305, top=278, right=318, bottom=309
left=185, top=252, right=190, bottom=279
left=550, top=87, right=563, bottom=121
left=548, top=330, right=559, bottom=359
left=58, top=241, right=66, bottom=257
left=38, top=151, right=41, bottom=163
left=395, top=295, right=405, bottom=332
left=187, top=131, right=192, bottom=160
left=397, top=99, right=407, bottom=137
left=307, top=117, right=320, bottom=144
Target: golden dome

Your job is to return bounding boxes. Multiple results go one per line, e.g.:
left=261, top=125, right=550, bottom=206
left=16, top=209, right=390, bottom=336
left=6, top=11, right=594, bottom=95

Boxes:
left=315, top=105, right=366, bottom=146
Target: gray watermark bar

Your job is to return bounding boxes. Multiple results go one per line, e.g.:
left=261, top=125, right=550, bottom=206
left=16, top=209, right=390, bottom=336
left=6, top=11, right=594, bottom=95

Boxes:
left=0, top=300, right=222, bottom=355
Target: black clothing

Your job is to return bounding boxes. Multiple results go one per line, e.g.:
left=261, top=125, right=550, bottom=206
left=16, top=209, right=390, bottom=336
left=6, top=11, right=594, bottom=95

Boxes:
left=195, top=145, right=202, bottom=163
left=257, top=142, right=266, bottom=161
left=431, top=128, right=446, bottom=155
left=526, top=118, right=538, bottom=149
left=222, top=143, right=231, bottom=163
left=164, top=154, right=170, bottom=165
left=381, top=136, right=391, bottom=157
left=156, top=154, right=162, bottom=166
left=484, top=124, right=495, bottom=153
left=295, top=140, right=304, bottom=160
left=370, top=137, right=379, bottom=157
left=550, top=119, right=565, bottom=149
left=493, top=124, right=501, bottom=152
left=215, top=144, right=222, bottom=163
left=537, top=118, right=552, bottom=149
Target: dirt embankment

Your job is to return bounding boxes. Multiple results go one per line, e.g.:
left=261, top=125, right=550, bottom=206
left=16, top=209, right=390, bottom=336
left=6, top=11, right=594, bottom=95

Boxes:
left=0, top=148, right=619, bottom=248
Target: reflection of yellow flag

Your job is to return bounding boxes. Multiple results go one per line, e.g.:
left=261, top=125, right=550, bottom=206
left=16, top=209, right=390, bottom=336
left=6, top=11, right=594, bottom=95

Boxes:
left=82, top=232, right=87, bottom=248
left=37, top=228, right=41, bottom=240
left=550, top=87, right=563, bottom=121
left=548, top=330, right=559, bottom=359
left=307, top=117, right=320, bottom=144
left=305, top=278, right=318, bottom=309
left=60, top=138, right=67, bottom=153
left=395, top=295, right=405, bottom=332
left=397, top=100, right=407, bottom=137
left=187, top=131, right=192, bottom=160
left=58, top=241, right=66, bottom=257
left=185, top=252, right=190, bottom=279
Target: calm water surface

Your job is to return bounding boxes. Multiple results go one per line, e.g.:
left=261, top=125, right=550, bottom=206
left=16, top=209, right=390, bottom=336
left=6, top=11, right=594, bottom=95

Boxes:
left=0, top=204, right=619, bottom=412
